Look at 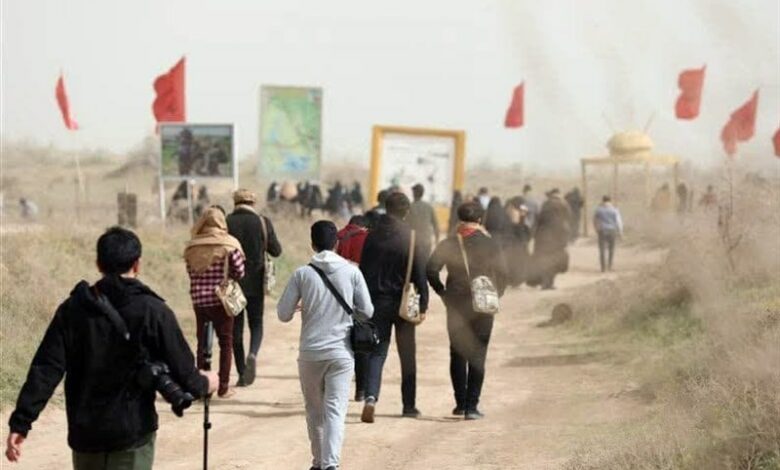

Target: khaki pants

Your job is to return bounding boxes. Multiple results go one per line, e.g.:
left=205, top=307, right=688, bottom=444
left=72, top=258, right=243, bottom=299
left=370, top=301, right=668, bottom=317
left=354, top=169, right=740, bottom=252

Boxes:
left=72, top=433, right=155, bottom=470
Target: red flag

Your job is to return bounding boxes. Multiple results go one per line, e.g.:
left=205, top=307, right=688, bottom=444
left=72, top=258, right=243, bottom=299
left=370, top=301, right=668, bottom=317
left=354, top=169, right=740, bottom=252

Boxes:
left=720, top=90, right=759, bottom=156
left=773, top=125, right=780, bottom=158
left=504, top=82, right=524, bottom=128
left=675, top=65, right=705, bottom=120
left=55, top=74, right=78, bottom=130
left=152, top=57, right=186, bottom=124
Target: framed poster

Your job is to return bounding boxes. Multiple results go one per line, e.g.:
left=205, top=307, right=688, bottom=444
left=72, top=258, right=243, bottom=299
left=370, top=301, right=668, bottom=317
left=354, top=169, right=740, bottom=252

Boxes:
left=258, top=86, right=323, bottom=179
left=369, top=125, right=465, bottom=215
left=159, top=123, right=236, bottom=180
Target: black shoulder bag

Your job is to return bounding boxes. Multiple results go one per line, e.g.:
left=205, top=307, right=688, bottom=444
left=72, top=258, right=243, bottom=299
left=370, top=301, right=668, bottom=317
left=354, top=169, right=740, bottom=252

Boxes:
left=308, top=264, right=380, bottom=353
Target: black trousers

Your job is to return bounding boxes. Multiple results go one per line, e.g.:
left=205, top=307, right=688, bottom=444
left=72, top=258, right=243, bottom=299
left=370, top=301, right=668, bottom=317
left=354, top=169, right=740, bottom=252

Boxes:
left=597, top=230, right=617, bottom=272
left=446, top=305, right=494, bottom=412
left=233, top=294, right=263, bottom=376
left=364, top=312, right=417, bottom=409
left=354, top=352, right=369, bottom=394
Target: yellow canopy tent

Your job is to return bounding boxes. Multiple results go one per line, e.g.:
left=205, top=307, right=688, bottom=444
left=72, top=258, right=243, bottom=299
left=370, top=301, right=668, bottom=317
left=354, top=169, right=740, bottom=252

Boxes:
left=581, top=131, right=680, bottom=236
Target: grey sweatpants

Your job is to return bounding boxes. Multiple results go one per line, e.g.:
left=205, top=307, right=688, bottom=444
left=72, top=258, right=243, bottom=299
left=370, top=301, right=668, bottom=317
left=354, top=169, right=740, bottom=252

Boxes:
left=298, top=357, right=354, bottom=469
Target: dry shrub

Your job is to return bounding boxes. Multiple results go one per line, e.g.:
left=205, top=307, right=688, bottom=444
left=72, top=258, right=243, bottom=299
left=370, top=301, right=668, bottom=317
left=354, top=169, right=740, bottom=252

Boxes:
left=566, top=173, right=780, bottom=469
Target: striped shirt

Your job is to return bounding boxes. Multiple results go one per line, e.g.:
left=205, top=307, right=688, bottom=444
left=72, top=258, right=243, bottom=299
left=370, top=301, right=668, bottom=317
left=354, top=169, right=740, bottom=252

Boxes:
left=187, top=249, right=246, bottom=308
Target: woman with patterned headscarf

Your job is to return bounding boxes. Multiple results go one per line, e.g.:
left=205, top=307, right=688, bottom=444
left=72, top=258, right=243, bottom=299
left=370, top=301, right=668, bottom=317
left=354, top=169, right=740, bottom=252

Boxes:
left=184, top=207, right=246, bottom=398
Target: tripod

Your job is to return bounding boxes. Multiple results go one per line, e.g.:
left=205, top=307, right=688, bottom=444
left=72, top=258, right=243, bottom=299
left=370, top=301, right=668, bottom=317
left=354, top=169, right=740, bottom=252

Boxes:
left=202, top=321, right=214, bottom=470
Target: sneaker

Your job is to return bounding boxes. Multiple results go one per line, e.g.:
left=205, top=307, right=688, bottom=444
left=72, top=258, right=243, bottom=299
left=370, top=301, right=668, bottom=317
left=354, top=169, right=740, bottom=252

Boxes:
left=402, top=407, right=421, bottom=418
left=464, top=409, right=484, bottom=420
left=354, top=390, right=365, bottom=402
left=452, top=406, right=465, bottom=416
left=361, top=397, right=376, bottom=423
left=242, top=354, right=257, bottom=386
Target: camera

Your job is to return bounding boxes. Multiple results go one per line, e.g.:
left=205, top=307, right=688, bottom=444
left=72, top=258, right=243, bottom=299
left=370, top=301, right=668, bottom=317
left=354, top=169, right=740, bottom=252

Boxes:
left=137, top=361, right=194, bottom=417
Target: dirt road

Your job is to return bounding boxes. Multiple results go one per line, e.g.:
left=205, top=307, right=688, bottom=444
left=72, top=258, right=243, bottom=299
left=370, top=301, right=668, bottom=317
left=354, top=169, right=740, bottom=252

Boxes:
left=2, top=242, right=663, bottom=469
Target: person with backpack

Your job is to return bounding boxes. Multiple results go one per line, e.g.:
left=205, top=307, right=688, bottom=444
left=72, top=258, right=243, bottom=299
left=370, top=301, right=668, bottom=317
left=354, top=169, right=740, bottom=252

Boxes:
left=426, top=201, right=508, bottom=420
left=5, top=227, right=218, bottom=469
left=226, top=189, right=283, bottom=387
left=277, top=221, right=374, bottom=470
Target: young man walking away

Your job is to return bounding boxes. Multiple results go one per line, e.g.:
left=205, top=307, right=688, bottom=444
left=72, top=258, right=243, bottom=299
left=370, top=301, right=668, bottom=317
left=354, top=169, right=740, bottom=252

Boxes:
left=407, top=183, right=440, bottom=260
left=6, top=227, right=217, bottom=469
left=359, top=192, right=429, bottom=422
left=427, top=202, right=508, bottom=420
left=226, top=189, right=283, bottom=387
left=277, top=221, right=374, bottom=470
left=593, top=195, right=623, bottom=272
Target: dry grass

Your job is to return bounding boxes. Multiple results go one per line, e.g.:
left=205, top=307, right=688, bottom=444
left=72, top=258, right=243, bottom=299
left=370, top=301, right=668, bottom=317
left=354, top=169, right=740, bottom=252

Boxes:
left=563, top=174, right=780, bottom=470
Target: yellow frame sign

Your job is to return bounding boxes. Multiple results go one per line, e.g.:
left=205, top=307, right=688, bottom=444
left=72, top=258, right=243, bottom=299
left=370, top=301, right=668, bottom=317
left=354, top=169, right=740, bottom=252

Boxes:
left=368, top=125, right=466, bottom=220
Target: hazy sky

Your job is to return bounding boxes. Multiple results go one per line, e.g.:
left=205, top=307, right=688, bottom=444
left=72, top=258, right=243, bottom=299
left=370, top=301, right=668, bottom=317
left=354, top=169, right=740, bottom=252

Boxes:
left=2, top=0, right=778, bottom=170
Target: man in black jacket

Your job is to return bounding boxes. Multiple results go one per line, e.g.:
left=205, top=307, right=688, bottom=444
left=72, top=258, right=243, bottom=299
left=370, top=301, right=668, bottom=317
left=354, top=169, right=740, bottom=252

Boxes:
left=226, top=189, right=283, bottom=386
left=5, top=227, right=217, bottom=469
left=427, top=201, right=508, bottom=420
left=358, top=192, right=429, bottom=422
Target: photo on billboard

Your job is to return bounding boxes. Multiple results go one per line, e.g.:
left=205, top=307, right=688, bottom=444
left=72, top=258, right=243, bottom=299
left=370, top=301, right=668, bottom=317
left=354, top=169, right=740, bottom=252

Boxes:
left=258, top=86, right=322, bottom=180
left=160, top=123, right=235, bottom=179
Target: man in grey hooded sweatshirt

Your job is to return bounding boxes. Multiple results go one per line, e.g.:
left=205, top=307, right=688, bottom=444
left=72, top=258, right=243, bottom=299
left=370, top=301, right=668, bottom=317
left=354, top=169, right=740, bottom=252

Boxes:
left=277, top=221, right=374, bottom=470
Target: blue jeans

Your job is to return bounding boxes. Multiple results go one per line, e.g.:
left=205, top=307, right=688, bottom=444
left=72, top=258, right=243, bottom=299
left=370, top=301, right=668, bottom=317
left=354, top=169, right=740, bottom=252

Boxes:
left=598, top=230, right=617, bottom=271
left=364, top=313, right=417, bottom=409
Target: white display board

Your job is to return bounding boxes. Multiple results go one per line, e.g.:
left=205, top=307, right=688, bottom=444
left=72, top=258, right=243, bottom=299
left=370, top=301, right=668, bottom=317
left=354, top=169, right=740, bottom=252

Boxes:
left=379, top=132, right=455, bottom=206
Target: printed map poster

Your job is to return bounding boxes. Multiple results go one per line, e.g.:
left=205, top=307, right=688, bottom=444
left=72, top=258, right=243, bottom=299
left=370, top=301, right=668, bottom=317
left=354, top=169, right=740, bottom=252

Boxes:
left=370, top=126, right=465, bottom=207
left=259, top=86, right=322, bottom=179
left=160, top=123, right=235, bottom=179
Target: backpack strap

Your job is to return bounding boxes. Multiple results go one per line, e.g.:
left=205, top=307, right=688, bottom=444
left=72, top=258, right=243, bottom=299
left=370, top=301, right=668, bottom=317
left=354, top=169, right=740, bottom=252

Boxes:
left=259, top=215, right=269, bottom=253
left=308, top=264, right=354, bottom=316
left=403, top=230, right=416, bottom=289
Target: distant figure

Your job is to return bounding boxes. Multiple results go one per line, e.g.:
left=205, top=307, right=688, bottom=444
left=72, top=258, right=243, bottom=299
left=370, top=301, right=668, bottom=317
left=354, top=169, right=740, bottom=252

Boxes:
left=528, top=189, right=571, bottom=290
left=266, top=181, right=280, bottom=204
left=564, top=188, right=584, bottom=241
left=698, top=185, right=718, bottom=211
left=350, top=182, right=364, bottom=212
left=676, top=182, right=689, bottom=214
left=651, top=183, right=673, bottom=212
left=448, top=190, right=463, bottom=235
left=426, top=201, right=508, bottom=420
left=194, top=186, right=210, bottom=219
left=503, top=199, right=532, bottom=286
left=593, top=195, right=623, bottom=272
left=522, top=184, right=540, bottom=230
left=477, top=187, right=490, bottom=210
left=407, top=184, right=440, bottom=260
left=484, top=197, right=507, bottom=235
left=19, top=198, right=39, bottom=220
left=177, top=128, right=196, bottom=175
left=371, top=189, right=389, bottom=215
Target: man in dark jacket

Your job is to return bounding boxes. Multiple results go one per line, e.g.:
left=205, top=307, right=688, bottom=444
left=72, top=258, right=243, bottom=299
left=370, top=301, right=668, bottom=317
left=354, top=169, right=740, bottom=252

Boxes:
left=226, top=189, right=283, bottom=387
left=427, top=201, right=507, bottom=420
left=358, top=192, right=429, bottom=422
left=5, top=227, right=217, bottom=469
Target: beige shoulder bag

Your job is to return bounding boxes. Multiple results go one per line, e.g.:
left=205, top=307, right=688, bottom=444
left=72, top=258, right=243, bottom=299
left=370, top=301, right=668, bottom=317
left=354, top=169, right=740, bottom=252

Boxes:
left=399, top=230, right=423, bottom=324
left=457, top=234, right=500, bottom=315
left=215, top=254, right=248, bottom=317
left=259, top=215, right=276, bottom=294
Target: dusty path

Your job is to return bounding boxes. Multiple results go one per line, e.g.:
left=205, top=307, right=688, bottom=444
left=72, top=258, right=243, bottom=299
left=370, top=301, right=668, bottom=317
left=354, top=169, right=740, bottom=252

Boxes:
left=2, top=241, right=663, bottom=469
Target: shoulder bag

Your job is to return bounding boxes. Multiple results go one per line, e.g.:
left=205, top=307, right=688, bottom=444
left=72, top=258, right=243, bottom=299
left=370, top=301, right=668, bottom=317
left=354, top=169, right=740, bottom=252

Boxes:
left=399, top=230, right=423, bottom=324
left=308, top=263, right=380, bottom=353
left=259, top=215, right=276, bottom=294
left=215, top=254, right=248, bottom=317
left=457, top=234, right=500, bottom=315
